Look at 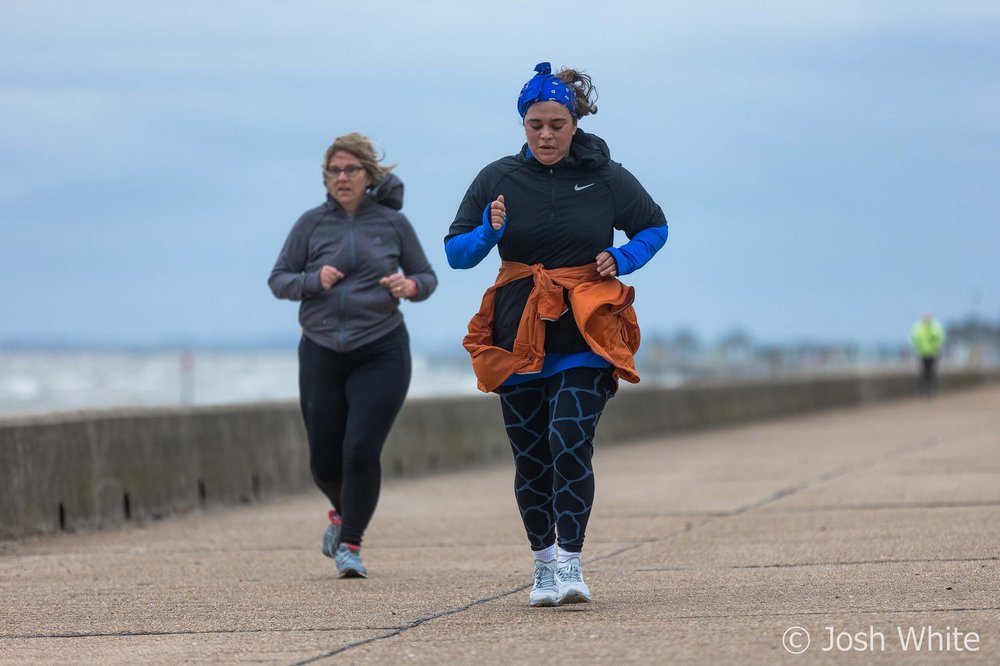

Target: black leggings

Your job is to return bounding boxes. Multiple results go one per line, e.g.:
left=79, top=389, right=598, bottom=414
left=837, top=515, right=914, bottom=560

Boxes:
left=298, top=324, right=411, bottom=546
left=497, top=366, right=616, bottom=553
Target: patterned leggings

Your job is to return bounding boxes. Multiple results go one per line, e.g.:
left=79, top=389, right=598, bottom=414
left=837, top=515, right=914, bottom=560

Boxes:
left=497, top=366, right=616, bottom=553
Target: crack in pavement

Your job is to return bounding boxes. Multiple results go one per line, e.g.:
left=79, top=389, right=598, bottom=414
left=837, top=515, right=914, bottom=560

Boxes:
left=767, top=499, right=1000, bottom=513
left=4, top=627, right=335, bottom=641
left=287, top=585, right=530, bottom=665
left=633, top=556, right=999, bottom=572
left=664, top=606, right=1000, bottom=621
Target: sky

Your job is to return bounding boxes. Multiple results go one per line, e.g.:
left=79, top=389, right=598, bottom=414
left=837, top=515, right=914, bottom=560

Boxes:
left=1, top=0, right=998, bottom=353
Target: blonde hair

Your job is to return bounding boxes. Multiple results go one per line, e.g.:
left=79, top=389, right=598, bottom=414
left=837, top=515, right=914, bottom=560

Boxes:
left=322, top=132, right=395, bottom=189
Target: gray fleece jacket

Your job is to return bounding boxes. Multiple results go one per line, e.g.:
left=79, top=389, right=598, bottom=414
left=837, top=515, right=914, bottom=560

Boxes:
left=268, top=173, right=437, bottom=352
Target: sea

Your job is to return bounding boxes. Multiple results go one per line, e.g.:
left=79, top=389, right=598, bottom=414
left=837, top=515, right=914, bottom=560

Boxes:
left=2, top=347, right=924, bottom=419
left=0, top=350, right=482, bottom=418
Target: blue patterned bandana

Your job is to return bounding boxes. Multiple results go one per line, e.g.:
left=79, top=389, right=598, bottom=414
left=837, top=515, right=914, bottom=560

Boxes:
left=517, top=62, right=577, bottom=119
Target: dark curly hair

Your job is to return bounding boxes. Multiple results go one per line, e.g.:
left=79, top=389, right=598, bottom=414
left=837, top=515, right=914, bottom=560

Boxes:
left=555, top=67, right=599, bottom=119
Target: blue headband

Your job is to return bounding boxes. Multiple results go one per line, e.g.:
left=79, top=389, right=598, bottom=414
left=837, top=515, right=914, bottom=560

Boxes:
left=516, top=62, right=577, bottom=119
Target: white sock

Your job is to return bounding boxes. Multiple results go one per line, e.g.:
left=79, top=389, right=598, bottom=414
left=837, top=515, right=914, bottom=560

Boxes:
left=532, top=544, right=556, bottom=563
left=557, top=546, right=581, bottom=563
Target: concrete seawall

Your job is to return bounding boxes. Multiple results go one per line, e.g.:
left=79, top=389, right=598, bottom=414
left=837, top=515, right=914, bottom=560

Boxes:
left=2, top=370, right=996, bottom=540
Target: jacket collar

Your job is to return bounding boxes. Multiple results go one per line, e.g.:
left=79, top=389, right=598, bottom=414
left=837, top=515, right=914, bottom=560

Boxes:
left=518, top=130, right=611, bottom=171
left=323, top=172, right=405, bottom=214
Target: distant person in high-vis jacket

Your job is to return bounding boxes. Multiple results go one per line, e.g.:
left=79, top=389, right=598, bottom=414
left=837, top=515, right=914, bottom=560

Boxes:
left=910, top=313, right=946, bottom=396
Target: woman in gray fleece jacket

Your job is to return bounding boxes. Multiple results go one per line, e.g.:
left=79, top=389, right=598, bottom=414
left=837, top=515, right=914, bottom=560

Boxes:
left=269, top=132, right=436, bottom=578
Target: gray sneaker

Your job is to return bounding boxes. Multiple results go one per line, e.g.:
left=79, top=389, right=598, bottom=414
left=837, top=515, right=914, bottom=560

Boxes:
left=334, top=543, right=368, bottom=578
left=529, top=560, right=559, bottom=607
left=320, top=510, right=341, bottom=558
left=556, top=557, right=591, bottom=604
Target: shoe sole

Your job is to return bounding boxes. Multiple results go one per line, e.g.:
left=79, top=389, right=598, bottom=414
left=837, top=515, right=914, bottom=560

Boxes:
left=529, top=594, right=559, bottom=607
left=557, top=590, right=592, bottom=605
left=339, top=568, right=367, bottom=579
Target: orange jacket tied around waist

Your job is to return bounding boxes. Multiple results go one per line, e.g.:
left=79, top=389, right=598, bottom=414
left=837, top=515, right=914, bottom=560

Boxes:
left=463, top=261, right=641, bottom=393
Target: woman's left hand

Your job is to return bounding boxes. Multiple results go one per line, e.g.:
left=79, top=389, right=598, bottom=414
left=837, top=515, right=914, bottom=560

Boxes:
left=380, top=273, right=416, bottom=299
left=595, top=251, right=618, bottom=277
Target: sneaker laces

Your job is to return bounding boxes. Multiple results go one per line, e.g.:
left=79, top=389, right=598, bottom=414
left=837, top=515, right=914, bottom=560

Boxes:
left=534, top=562, right=557, bottom=590
left=559, top=559, right=583, bottom=584
left=336, top=544, right=362, bottom=567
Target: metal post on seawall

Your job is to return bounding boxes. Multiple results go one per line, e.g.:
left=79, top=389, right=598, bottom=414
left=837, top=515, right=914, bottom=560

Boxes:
left=179, top=350, right=195, bottom=405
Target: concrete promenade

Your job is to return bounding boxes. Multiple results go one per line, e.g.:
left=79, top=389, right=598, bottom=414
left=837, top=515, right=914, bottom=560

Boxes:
left=1, top=385, right=998, bottom=664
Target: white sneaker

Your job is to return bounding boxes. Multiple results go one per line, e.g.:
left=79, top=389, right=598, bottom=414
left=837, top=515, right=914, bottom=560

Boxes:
left=529, top=560, right=559, bottom=607
left=556, top=557, right=591, bottom=604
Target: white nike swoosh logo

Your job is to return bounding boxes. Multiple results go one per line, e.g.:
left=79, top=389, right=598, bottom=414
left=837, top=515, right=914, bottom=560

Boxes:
left=574, top=183, right=595, bottom=191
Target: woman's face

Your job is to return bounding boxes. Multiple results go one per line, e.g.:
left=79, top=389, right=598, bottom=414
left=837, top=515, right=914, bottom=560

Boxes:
left=523, top=101, right=576, bottom=166
left=326, top=150, right=370, bottom=214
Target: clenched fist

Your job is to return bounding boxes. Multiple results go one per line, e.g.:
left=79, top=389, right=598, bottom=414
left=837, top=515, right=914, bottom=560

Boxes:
left=320, top=265, right=344, bottom=289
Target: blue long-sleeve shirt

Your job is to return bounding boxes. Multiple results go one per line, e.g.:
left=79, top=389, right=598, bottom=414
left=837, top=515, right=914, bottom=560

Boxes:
left=445, top=203, right=505, bottom=269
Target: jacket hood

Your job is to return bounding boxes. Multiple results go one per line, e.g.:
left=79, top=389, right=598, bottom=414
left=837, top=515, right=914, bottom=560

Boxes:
left=370, top=172, right=404, bottom=210
left=568, top=131, right=611, bottom=169
left=519, top=130, right=611, bottom=170
left=326, top=172, right=404, bottom=212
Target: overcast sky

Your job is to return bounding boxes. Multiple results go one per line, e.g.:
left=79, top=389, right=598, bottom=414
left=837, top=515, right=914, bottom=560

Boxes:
left=1, top=1, right=997, bottom=352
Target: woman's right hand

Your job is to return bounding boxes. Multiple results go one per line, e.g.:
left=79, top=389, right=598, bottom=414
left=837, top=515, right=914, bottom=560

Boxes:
left=490, top=195, right=506, bottom=231
left=320, top=265, right=344, bottom=290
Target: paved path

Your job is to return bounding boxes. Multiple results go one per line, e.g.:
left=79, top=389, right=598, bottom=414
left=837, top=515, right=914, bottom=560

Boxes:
left=1, top=386, right=998, bottom=664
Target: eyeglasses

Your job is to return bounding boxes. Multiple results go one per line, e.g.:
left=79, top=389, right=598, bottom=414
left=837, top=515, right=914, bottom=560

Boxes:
left=325, top=165, right=365, bottom=178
